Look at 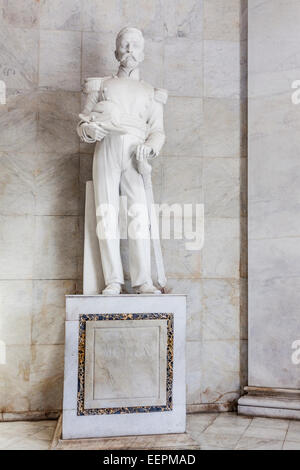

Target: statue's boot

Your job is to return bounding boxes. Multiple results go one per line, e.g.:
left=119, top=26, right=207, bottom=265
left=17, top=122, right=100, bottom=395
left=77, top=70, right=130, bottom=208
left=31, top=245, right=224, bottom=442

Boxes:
left=134, top=282, right=161, bottom=295
left=102, top=283, right=122, bottom=295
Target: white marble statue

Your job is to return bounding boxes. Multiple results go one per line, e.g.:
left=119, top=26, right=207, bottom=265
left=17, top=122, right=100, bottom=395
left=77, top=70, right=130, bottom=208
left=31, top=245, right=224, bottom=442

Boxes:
left=77, top=27, right=167, bottom=295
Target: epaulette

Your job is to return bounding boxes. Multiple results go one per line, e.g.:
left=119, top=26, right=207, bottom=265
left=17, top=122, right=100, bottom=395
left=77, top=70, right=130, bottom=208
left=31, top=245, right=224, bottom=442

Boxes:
left=83, top=77, right=103, bottom=94
left=154, top=87, right=168, bottom=105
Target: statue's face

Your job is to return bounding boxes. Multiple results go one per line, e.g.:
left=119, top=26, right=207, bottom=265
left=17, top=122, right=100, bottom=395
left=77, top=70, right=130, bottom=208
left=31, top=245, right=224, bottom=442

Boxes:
left=115, top=31, right=144, bottom=69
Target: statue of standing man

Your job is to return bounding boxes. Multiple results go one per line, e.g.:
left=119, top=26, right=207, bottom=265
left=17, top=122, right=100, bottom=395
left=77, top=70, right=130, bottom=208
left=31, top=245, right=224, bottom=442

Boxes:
left=77, top=27, right=167, bottom=295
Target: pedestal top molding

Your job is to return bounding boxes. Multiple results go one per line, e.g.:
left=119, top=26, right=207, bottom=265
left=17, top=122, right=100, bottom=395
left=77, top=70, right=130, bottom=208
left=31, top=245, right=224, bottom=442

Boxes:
left=65, top=294, right=186, bottom=321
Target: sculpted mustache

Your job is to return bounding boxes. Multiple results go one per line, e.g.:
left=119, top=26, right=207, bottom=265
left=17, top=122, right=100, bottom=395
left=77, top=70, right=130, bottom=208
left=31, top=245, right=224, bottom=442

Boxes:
left=121, top=53, right=138, bottom=61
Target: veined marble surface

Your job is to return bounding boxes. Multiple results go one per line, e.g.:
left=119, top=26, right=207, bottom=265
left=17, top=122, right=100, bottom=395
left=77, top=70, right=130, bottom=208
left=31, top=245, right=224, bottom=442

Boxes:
left=247, top=0, right=300, bottom=391
left=0, top=0, right=247, bottom=415
left=1, top=413, right=300, bottom=450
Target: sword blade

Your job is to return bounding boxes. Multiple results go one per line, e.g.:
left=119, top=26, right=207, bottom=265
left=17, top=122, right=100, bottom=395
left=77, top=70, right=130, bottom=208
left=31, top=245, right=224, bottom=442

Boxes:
left=142, top=172, right=167, bottom=288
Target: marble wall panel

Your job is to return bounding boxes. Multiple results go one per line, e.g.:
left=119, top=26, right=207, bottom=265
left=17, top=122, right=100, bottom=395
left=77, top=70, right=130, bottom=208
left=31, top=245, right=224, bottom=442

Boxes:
left=34, top=153, right=80, bottom=216
left=203, top=0, right=244, bottom=41
left=186, top=341, right=202, bottom=404
left=140, top=38, right=164, bottom=88
left=29, top=345, right=64, bottom=411
left=0, top=24, right=38, bottom=89
left=204, top=40, right=242, bottom=98
left=201, top=279, right=240, bottom=341
left=32, top=280, right=77, bottom=345
left=167, top=278, right=240, bottom=343
left=0, top=215, right=35, bottom=280
left=248, top=277, right=300, bottom=389
left=249, top=200, right=300, bottom=241
left=160, top=156, right=203, bottom=205
left=82, top=0, right=163, bottom=37
left=0, top=152, right=35, bottom=216
left=0, top=280, right=32, bottom=345
left=33, top=216, right=80, bottom=279
left=166, top=279, right=202, bottom=341
left=1, top=345, right=31, bottom=412
left=203, top=157, right=240, bottom=218
left=163, top=97, right=203, bottom=156
left=40, top=0, right=81, bottom=31
left=0, top=151, right=79, bottom=216
left=0, top=91, right=37, bottom=154
left=0, top=0, right=39, bottom=29
left=122, top=0, right=163, bottom=38
left=162, top=238, right=202, bottom=279
left=203, top=98, right=245, bottom=157
left=249, top=237, right=300, bottom=282
left=82, top=32, right=117, bottom=80
left=248, top=0, right=300, bottom=97
left=202, top=218, right=240, bottom=279
left=201, top=340, right=240, bottom=403
left=164, top=38, right=203, bottom=97
left=0, top=0, right=246, bottom=414
left=81, top=0, right=123, bottom=33
left=248, top=94, right=300, bottom=202
left=201, top=368, right=240, bottom=404
left=39, top=31, right=81, bottom=91
left=37, top=91, right=80, bottom=155
left=162, top=0, right=203, bottom=40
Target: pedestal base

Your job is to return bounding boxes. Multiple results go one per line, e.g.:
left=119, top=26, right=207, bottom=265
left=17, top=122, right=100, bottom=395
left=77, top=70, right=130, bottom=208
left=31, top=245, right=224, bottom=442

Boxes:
left=52, top=416, right=199, bottom=450
left=238, top=387, right=300, bottom=420
left=63, top=294, right=186, bottom=439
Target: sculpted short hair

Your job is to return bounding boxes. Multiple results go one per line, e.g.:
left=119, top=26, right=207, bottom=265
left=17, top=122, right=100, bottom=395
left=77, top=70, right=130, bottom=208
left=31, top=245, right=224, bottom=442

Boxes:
left=116, top=27, right=144, bottom=47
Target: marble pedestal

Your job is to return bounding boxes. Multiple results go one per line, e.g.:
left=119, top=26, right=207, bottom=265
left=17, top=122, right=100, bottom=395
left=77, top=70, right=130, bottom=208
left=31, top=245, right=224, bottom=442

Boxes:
left=62, top=294, right=186, bottom=439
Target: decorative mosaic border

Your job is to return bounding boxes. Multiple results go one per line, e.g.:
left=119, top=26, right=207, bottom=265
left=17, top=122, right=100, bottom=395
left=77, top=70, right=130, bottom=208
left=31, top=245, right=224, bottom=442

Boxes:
left=77, top=313, right=174, bottom=416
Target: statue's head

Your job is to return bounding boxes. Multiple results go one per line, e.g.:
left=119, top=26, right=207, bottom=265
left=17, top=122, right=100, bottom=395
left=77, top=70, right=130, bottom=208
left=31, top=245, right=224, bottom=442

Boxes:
left=115, top=27, right=145, bottom=69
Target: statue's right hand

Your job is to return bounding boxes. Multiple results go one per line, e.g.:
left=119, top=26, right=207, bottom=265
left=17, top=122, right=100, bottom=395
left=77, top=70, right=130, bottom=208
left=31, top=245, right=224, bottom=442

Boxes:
left=85, top=123, right=108, bottom=141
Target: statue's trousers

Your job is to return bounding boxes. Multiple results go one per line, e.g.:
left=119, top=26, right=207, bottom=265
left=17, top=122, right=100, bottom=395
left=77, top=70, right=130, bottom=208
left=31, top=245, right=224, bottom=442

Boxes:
left=93, top=133, right=151, bottom=287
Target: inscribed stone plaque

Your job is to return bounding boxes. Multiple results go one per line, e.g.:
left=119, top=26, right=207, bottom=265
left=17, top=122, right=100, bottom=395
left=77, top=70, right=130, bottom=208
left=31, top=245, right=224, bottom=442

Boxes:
left=84, top=319, right=168, bottom=409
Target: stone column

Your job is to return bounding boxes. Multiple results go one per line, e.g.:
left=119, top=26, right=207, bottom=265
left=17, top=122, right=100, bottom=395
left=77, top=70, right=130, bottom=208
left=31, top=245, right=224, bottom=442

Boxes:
left=238, top=0, right=300, bottom=418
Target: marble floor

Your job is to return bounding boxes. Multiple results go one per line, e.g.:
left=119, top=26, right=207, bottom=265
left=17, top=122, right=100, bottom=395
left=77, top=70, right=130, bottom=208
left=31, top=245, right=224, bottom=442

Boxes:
left=0, top=413, right=300, bottom=450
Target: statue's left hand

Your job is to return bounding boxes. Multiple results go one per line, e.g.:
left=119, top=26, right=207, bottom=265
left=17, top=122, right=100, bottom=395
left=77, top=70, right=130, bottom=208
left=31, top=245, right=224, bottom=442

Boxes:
left=136, top=144, right=153, bottom=161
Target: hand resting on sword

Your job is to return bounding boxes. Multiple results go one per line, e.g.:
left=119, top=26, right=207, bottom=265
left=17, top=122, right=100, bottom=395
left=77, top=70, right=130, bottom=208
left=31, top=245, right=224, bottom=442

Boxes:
left=136, top=144, right=153, bottom=161
left=136, top=144, right=153, bottom=176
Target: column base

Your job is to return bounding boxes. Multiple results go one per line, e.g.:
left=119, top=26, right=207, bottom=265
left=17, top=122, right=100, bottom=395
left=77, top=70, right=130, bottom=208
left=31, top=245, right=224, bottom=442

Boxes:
left=238, top=387, right=300, bottom=420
